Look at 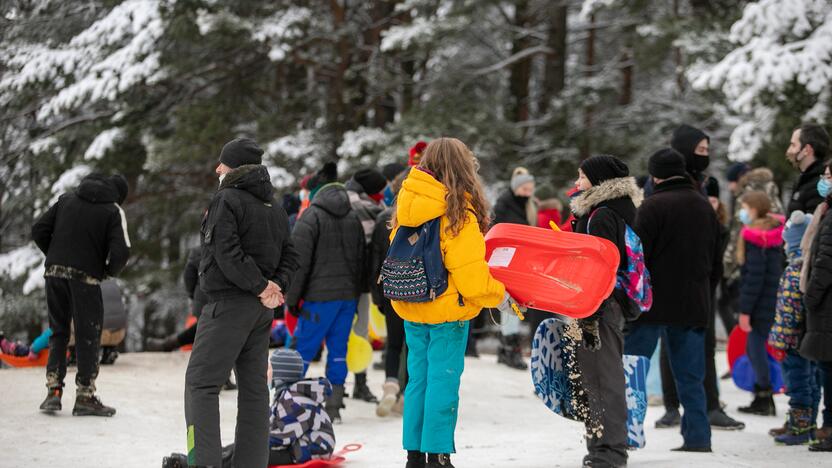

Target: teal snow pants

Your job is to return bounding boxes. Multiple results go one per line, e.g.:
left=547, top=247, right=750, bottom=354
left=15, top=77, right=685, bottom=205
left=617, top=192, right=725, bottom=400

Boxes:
left=402, top=320, right=469, bottom=454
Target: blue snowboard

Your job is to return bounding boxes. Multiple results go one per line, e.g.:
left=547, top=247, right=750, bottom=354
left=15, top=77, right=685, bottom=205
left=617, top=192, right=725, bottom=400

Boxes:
left=531, top=318, right=650, bottom=449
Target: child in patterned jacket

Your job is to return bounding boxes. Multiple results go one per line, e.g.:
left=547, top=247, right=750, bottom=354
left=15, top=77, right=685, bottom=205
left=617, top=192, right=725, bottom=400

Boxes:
left=768, top=210, right=820, bottom=445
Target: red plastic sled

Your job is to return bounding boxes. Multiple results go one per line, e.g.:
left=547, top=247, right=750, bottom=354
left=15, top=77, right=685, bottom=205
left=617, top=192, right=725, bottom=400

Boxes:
left=0, top=350, right=49, bottom=368
left=485, top=224, right=620, bottom=319
left=271, top=444, right=362, bottom=468
left=727, top=326, right=780, bottom=370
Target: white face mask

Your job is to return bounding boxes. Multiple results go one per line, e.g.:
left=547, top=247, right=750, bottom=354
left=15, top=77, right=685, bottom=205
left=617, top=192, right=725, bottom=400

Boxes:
left=218, top=173, right=227, bottom=187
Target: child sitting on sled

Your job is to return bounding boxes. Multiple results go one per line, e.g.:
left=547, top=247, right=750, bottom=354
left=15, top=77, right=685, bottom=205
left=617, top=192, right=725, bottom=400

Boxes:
left=163, top=348, right=335, bottom=468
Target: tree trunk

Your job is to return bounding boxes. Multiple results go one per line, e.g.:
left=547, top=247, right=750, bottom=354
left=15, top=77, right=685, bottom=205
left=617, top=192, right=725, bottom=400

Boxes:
left=507, top=0, right=533, bottom=127
left=581, top=13, right=596, bottom=160
left=540, top=2, right=567, bottom=114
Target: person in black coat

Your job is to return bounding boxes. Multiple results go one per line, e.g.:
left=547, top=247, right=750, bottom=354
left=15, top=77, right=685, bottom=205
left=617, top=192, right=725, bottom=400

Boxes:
left=734, top=191, right=785, bottom=416
left=625, top=148, right=721, bottom=453
left=785, top=123, right=829, bottom=217
left=569, top=155, right=641, bottom=468
left=185, top=138, right=299, bottom=468
left=32, top=172, right=131, bottom=416
left=492, top=167, right=537, bottom=370
left=285, top=178, right=366, bottom=423
left=801, top=162, right=832, bottom=451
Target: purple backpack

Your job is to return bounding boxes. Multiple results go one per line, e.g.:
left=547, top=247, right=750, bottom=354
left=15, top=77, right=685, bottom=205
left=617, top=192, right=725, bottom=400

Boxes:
left=589, top=208, right=652, bottom=320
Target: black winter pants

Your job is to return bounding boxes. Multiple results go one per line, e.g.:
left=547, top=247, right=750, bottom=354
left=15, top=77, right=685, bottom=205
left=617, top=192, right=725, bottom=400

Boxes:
left=575, top=301, right=628, bottom=467
left=382, top=303, right=406, bottom=387
left=184, top=296, right=272, bottom=468
left=661, top=304, right=720, bottom=412
left=45, top=277, right=103, bottom=388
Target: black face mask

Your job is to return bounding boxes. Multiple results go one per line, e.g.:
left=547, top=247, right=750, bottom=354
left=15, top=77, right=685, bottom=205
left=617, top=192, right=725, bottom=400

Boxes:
left=691, top=155, right=710, bottom=172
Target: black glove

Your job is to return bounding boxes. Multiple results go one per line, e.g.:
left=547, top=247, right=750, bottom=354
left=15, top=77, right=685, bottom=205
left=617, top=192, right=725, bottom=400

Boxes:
left=579, top=318, right=601, bottom=351
left=288, top=305, right=301, bottom=318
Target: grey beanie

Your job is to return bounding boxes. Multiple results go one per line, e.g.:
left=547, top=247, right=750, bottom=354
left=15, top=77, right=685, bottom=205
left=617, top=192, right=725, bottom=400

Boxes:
left=270, top=348, right=304, bottom=386
left=511, top=168, right=535, bottom=192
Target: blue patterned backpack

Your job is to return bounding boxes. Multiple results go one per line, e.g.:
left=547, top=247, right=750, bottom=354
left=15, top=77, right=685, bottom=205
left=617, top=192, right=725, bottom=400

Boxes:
left=380, top=218, right=448, bottom=302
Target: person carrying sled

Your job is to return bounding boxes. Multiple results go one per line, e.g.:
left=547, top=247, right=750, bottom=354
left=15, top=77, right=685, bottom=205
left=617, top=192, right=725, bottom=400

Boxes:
left=568, top=155, right=642, bottom=468
left=32, top=172, right=131, bottom=416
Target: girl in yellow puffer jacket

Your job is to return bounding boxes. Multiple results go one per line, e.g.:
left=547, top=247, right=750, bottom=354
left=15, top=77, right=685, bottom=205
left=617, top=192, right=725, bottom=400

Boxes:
left=391, top=137, right=523, bottom=468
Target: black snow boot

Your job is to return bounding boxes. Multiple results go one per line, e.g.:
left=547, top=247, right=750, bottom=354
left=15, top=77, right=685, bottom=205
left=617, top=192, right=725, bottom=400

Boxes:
left=352, top=372, right=379, bottom=403
left=655, top=408, right=681, bottom=428
left=161, top=453, right=188, bottom=468
left=426, top=453, right=455, bottom=468
left=708, top=409, right=745, bottom=431
left=145, top=335, right=179, bottom=352
left=497, top=334, right=527, bottom=370
left=326, top=384, right=345, bottom=424
left=100, top=346, right=119, bottom=365
left=738, top=385, right=776, bottom=416
left=406, top=450, right=426, bottom=468
left=73, top=384, right=116, bottom=417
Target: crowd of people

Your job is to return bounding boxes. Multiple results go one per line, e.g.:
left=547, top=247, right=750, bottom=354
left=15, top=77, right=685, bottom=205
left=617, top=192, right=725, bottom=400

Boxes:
left=20, top=121, right=832, bottom=468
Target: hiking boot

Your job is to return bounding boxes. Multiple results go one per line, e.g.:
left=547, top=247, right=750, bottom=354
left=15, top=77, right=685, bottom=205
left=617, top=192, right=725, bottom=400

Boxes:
left=426, top=453, right=455, bottom=468
left=810, top=434, right=832, bottom=452
left=145, top=335, right=179, bottom=352
left=39, top=387, right=63, bottom=413
left=497, top=334, right=527, bottom=370
left=73, top=384, right=116, bottom=417
left=406, top=450, right=426, bottom=468
left=775, top=408, right=816, bottom=446
left=816, top=426, right=832, bottom=440
left=377, top=381, right=400, bottom=417
left=671, top=446, right=712, bottom=453
left=709, top=409, right=745, bottom=431
left=352, top=372, right=378, bottom=403
left=738, top=385, right=776, bottom=416
left=655, top=408, right=681, bottom=428
left=326, top=384, right=345, bottom=424
left=100, top=346, right=119, bottom=365
left=769, top=420, right=788, bottom=437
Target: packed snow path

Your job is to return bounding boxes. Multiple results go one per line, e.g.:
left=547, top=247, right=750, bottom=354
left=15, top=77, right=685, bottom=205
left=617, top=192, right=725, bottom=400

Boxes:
left=0, top=351, right=823, bottom=467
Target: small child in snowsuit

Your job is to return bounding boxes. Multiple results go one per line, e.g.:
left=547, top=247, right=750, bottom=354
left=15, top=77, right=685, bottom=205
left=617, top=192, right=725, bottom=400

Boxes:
left=162, top=348, right=335, bottom=468
left=736, top=191, right=785, bottom=417
left=0, top=329, right=52, bottom=360
left=768, top=211, right=820, bottom=445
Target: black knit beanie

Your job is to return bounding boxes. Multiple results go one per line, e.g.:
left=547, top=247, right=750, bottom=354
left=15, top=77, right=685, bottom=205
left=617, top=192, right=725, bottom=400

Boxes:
left=648, top=148, right=687, bottom=179
left=353, top=168, right=387, bottom=195
left=219, top=138, right=264, bottom=169
left=705, top=176, right=720, bottom=198
left=579, top=155, right=629, bottom=186
left=670, top=124, right=709, bottom=170
left=308, top=162, right=338, bottom=191
left=109, top=174, right=129, bottom=204
left=382, top=162, right=407, bottom=182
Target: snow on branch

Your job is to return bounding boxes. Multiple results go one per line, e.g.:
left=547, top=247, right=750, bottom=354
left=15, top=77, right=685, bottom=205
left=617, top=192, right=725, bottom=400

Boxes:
left=85, top=128, right=126, bottom=160
left=336, top=127, right=391, bottom=159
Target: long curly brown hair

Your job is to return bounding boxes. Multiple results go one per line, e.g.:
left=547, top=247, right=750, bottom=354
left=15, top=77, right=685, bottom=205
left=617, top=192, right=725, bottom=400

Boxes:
left=420, top=138, right=491, bottom=235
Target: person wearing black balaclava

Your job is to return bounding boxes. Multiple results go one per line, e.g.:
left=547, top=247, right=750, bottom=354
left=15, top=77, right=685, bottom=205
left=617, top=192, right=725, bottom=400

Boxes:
left=671, top=124, right=711, bottom=192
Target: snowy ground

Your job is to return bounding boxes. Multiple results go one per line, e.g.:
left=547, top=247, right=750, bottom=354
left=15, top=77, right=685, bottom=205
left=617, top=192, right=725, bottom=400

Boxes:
left=0, top=350, right=824, bottom=468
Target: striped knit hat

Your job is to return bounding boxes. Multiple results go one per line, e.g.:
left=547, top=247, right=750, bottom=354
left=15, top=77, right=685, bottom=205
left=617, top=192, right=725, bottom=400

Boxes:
left=270, top=348, right=304, bottom=386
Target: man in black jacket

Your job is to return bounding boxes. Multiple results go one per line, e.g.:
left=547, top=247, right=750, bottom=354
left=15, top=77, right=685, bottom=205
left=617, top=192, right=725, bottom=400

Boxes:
left=285, top=174, right=365, bottom=424
left=624, top=149, right=722, bottom=453
left=32, top=173, right=131, bottom=417
left=786, top=123, right=829, bottom=217
left=184, top=138, right=298, bottom=468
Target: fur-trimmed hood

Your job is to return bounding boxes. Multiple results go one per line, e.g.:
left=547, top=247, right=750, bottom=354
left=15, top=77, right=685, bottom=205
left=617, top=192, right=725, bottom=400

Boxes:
left=739, top=167, right=775, bottom=190
left=570, top=177, right=643, bottom=217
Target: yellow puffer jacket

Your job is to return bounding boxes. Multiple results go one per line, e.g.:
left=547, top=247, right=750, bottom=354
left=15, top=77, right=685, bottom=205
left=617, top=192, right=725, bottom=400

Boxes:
left=391, top=168, right=505, bottom=324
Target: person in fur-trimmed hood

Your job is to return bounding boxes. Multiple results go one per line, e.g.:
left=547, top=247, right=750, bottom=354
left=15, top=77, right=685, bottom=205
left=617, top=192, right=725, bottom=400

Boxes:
left=569, top=154, right=641, bottom=468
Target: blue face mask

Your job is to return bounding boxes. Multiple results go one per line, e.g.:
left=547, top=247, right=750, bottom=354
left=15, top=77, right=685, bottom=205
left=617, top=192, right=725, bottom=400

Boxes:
left=818, top=177, right=831, bottom=199
left=739, top=208, right=752, bottom=225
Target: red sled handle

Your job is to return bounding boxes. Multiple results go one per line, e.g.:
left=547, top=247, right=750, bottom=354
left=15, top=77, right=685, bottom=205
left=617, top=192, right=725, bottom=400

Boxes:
left=333, top=444, right=362, bottom=458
